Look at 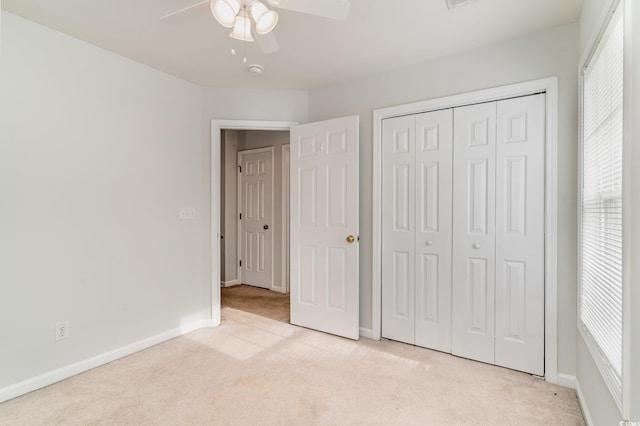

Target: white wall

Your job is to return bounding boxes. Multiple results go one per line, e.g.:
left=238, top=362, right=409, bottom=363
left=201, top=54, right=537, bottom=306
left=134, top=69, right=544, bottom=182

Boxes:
left=308, top=23, right=580, bottom=376
left=576, top=0, right=640, bottom=423
left=0, top=11, right=313, bottom=397
left=203, top=88, right=308, bottom=123
left=0, top=12, right=208, bottom=390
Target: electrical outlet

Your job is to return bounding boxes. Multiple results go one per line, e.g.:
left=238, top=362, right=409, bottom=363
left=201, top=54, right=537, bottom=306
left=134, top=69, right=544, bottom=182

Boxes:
left=179, top=207, right=196, bottom=220
left=55, top=321, right=69, bottom=341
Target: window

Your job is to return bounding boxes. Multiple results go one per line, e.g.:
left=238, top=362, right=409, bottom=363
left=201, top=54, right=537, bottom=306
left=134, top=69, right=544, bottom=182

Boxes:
left=579, top=1, right=625, bottom=412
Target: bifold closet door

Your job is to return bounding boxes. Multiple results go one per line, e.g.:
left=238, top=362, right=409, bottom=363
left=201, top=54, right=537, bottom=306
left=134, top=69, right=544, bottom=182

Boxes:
left=452, top=94, right=545, bottom=375
left=414, top=110, right=453, bottom=352
left=451, top=102, right=497, bottom=365
left=382, top=115, right=416, bottom=344
left=381, top=110, right=453, bottom=351
left=494, top=94, right=545, bottom=376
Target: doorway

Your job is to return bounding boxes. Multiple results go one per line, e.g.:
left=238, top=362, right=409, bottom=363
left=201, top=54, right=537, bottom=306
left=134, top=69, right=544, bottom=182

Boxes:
left=211, top=120, right=297, bottom=326
left=212, top=116, right=361, bottom=341
left=220, top=130, right=290, bottom=294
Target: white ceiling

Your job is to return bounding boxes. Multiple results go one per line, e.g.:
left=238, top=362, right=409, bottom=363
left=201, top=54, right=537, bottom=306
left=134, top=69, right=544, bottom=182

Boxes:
left=2, top=0, right=583, bottom=90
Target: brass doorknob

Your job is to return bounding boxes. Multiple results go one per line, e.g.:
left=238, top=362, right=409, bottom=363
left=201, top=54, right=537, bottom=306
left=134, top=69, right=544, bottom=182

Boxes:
left=346, top=235, right=355, bottom=243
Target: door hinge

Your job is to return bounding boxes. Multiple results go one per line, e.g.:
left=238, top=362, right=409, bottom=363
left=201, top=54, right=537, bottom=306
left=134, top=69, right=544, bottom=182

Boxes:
left=239, top=260, right=242, bottom=267
left=238, top=165, right=242, bottom=173
left=239, top=213, right=242, bottom=220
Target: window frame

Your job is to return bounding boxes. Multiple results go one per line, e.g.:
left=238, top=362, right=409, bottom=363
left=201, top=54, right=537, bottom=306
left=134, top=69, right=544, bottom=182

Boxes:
left=577, top=0, right=631, bottom=418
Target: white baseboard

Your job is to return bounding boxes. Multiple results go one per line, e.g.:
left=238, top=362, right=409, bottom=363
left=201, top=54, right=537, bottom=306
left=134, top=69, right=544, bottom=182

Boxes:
left=270, top=283, right=286, bottom=293
left=557, top=373, right=576, bottom=389
left=359, top=327, right=373, bottom=339
left=575, top=378, right=594, bottom=426
left=222, top=279, right=240, bottom=287
left=0, top=319, right=212, bottom=404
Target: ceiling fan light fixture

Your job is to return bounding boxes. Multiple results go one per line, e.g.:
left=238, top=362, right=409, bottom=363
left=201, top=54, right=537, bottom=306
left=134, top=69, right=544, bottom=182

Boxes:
left=229, top=13, right=255, bottom=42
left=251, top=2, right=279, bottom=35
left=210, top=0, right=241, bottom=28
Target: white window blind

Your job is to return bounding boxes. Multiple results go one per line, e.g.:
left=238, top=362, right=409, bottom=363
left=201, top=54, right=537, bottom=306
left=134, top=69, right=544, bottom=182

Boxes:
left=580, top=4, right=624, bottom=410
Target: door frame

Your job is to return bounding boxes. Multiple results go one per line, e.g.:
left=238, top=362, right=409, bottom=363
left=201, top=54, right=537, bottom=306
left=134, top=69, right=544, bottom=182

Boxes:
left=237, top=146, right=275, bottom=290
left=281, top=144, right=291, bottom=293
left=372, top=77, right=560, bottom=384
left=211, top=120, right=297, bottom=326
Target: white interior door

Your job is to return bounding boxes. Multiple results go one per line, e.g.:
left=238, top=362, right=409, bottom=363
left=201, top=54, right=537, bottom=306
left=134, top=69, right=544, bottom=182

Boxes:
left=239, top=148, right=274, bottom=290
left=381, top=109, right=453, bottom=351
left=381, top=114, right=416, bottom=344
left=494, top=94, right=545, bottom=375
left=290, top=116, right=359, bottom=340
left=452, top=102, right=497, bottom=365
left=414, top=109, right=453, bottom=352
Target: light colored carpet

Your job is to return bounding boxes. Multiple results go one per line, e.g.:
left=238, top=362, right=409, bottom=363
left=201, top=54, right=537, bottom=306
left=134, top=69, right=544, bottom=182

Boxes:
left=0, top=289, right=584, bottom=425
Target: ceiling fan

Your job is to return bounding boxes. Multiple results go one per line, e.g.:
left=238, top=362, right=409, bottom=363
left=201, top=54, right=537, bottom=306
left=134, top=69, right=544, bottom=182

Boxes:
left=161, top=0, right=351, bottom=55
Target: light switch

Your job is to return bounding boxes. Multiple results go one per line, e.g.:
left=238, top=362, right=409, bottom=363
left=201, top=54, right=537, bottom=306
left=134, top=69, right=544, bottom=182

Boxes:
left=179, top=207, right=196, bottom=220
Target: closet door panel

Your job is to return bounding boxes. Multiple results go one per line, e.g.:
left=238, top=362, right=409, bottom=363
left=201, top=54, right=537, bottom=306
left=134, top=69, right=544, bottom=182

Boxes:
left=382, top=115, right=416, bottom=344
left=494, top=94, right=545, bottom=375
left=452, top=102, right=497, bottom=365
left=414, top=109, right=453, bottom=352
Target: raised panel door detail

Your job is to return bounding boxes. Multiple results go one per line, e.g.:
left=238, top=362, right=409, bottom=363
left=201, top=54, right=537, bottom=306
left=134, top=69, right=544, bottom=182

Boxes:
left=299, top=136, right=317, bottom=157
left=505, top=113, right=528, bottom=143
left=503, top=261, right=526, bottom=342
left=245, top=160, right=254, bottom=176
left=421, top=124, right=439, bottom=151
left=245, top=182, right=254, bottom=220
left=328, top=130, right=348, bottom=154
left=468, top=160, right=488, bottom=235
left=467, top=258, right=488, bottom=334
left=504, top=156, right=527, bottom=236
left=298, top=245, right=317, bottom=306
left=326, top=247, right=347, bottom=311
left=257, top=232, right=265, bottom=272
left=419, top=254, right=439, bottom=323
left=393, top=251, right=410, bottom=319
left=394, top=129, right=411, bottom=154
left=394, top=164, right=411, bottom=232
left=257, top=160, right=266, bottom=175
left=245, top=231, right=253, bottom=270
left=258, top=181, right=265, bottom=220
left=298, top=168, right=317, bottom=227
left=469, top=119, right=489, bottom=146
left=420, top=162, right=439, bottom=233
left=327, top=164, right=347, bottom=228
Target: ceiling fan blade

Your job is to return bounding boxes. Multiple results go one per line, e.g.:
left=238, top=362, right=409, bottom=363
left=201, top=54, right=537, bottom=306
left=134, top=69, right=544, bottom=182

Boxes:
left=256, top=31, right=280, bottom=54
left=160, top=0, right=210, bottom=26
left=268, top=0, right=350, bottom=20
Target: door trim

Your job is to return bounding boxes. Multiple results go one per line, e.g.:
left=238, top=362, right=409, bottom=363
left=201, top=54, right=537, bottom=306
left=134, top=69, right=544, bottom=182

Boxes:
left=237, top=147, right=275, bottom=290
left=281, top=144, right=291, bottom=294
left=372, top=77, right=559, bottom=384
left=210, top=120, right=297, bottom=326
